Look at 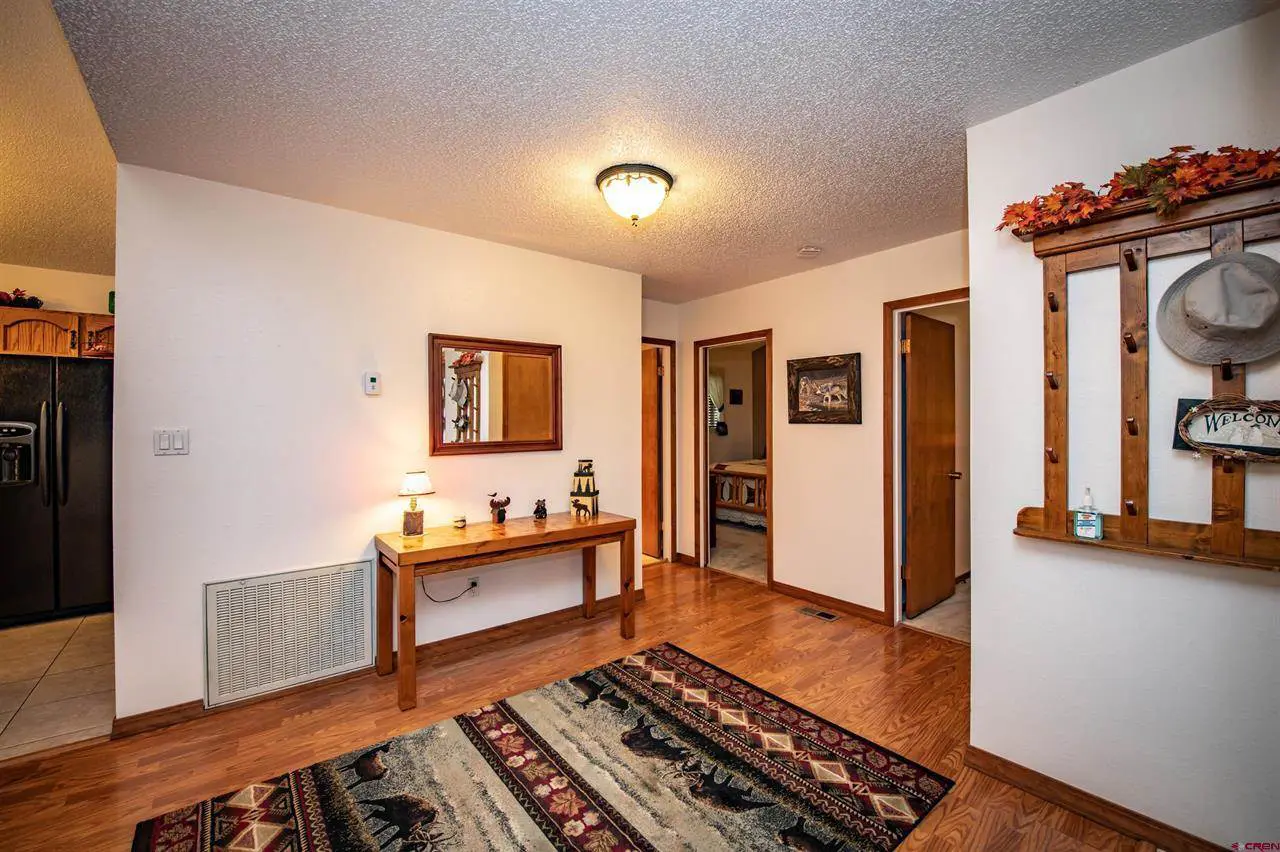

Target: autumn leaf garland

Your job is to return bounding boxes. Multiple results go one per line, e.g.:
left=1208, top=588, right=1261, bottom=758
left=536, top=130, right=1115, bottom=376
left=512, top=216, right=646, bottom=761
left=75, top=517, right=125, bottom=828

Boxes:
left=997, top=145, right=1280, bottom=234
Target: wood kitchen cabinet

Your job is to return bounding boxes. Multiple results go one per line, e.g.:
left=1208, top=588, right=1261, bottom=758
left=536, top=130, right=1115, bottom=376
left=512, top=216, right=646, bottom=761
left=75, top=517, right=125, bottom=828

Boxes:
left=0, top=307, right=81, bottom=357
left=0, top=308, right=116, bottom=359
left=80, top=314, right=115, bottom=358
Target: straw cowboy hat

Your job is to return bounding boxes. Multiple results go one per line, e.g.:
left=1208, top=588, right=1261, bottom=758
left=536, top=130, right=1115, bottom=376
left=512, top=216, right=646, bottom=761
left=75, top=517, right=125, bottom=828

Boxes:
left=1156, top=251, right=1280, bottom=365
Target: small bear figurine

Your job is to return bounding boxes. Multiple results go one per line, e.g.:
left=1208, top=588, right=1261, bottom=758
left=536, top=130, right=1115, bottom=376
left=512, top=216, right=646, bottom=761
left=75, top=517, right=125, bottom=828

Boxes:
left=533, top=499, right=548, bottom=520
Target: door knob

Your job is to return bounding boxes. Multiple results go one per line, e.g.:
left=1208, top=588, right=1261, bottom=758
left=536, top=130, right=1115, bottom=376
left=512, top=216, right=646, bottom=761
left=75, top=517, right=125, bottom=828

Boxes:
left=947, top=471, right=963, bottom=480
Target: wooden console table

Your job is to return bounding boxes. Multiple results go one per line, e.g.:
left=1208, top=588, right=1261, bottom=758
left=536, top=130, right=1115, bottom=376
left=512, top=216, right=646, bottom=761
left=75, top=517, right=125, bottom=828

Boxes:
left=373, top=511, right=637, bottom=710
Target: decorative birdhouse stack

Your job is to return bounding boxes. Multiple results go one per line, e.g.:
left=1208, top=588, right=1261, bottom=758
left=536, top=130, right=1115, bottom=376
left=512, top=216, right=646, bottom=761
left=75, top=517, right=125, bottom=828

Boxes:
left=570, top=459, right=600, bottom=517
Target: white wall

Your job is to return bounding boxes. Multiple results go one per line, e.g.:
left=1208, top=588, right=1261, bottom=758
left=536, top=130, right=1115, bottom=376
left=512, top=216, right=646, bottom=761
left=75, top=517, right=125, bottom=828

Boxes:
left=967, top=10, right=1280, bottom=844
left=0, top=262, right=113, bottom=313
left=914, top=301, right=970, bottom=579
left=676, top=230, right=967, bottom=609
left=641, top=298, right=678, bottom=342
left=114, top=166, right=642, bottom=717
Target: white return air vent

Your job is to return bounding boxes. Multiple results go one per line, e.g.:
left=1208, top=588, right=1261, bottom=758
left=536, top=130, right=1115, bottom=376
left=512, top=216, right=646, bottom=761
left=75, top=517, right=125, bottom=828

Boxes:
left=204, top=560, right=373, bottom=707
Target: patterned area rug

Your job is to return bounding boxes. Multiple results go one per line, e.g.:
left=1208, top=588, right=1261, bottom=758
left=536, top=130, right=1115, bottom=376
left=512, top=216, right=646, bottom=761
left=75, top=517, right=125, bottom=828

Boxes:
left=132, top=644, right=952, bottom=851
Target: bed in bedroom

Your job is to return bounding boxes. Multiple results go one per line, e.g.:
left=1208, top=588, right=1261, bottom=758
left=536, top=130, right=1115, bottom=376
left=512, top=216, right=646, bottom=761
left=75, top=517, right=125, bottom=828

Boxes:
left=709, top=459, right=767, bottom=535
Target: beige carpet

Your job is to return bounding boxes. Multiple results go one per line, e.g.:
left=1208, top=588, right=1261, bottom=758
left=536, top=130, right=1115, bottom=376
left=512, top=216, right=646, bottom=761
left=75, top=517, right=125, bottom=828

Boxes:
left=708, top=523, right=767, bottom=584
left=903, top=578, right=970, bottom=643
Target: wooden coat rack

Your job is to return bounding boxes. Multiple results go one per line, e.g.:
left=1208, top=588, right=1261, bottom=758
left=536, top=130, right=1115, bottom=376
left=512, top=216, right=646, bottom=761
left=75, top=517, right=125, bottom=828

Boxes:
left=1014, top=182, right=1280, bottom=573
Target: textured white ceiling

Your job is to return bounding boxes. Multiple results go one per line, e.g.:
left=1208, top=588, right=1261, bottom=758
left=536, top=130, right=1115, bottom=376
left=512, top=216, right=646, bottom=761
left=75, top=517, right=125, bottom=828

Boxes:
left=51, top=0, right=1277, bottom=301
left=1, top=0, right=115, bottom=275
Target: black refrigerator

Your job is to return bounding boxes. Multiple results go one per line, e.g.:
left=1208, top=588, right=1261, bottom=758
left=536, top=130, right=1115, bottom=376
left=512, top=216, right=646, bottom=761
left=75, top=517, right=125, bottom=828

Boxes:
left=0, top=356, right=113, bottom=626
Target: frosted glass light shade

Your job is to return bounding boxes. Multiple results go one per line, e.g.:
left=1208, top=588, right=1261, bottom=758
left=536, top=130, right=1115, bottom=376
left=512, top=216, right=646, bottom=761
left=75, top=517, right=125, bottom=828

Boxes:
left=596, top=164, right=673, bottom=224
left=399, top=470, right=434, bottom=497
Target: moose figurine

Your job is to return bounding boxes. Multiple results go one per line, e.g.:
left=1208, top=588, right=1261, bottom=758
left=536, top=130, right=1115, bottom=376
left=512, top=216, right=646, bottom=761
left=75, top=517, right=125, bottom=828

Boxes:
left=571, top=498, right=592, bottom=520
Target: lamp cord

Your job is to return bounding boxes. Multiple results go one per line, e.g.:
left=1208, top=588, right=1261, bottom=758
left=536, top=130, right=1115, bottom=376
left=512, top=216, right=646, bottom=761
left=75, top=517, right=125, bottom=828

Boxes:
left=420, top=577, right=475, bottom=603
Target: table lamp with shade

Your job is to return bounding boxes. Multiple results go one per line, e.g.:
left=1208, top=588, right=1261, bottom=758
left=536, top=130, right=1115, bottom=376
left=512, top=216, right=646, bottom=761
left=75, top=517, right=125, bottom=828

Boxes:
left=399, top=470, right=434, bottom=537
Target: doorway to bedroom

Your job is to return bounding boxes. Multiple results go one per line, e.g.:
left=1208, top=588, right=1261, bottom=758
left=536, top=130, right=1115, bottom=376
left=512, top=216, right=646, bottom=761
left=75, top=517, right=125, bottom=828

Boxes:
left=695, top=331, right=772, bottom=585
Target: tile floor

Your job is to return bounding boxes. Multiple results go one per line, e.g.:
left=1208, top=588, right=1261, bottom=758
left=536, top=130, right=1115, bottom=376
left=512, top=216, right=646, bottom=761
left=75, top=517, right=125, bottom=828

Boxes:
left=0, top=614, right=114, bottom=761
left=708, top=522, right=767, bottom=584
left=903, top=577, right=971, bottom=643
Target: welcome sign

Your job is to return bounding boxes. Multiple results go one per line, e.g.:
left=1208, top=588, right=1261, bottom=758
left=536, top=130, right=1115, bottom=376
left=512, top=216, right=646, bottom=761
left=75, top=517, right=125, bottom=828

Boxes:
left=1173, top=397, right=1280, bottom=457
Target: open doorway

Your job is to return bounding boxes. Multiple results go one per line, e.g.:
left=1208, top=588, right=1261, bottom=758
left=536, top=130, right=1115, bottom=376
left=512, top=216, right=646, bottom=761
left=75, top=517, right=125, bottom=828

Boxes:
left=0, top=1, right=118, bottom=758
left=695, top=331, right=772, bottom=585
left=640, top=338, right=676, bottom=566
left=885, top=291, right=970, bottom=643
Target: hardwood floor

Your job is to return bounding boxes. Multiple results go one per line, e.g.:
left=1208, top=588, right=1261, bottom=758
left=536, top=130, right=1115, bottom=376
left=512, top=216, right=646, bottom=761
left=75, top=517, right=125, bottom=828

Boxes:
left=0, top=563, right=1152, bottom=851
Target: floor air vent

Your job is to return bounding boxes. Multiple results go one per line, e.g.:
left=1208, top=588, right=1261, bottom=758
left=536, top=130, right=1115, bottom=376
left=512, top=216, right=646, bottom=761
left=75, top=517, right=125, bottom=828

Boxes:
left=798, top=606, right=839, bottom=622
left=205, top=561, right=373, bottom=707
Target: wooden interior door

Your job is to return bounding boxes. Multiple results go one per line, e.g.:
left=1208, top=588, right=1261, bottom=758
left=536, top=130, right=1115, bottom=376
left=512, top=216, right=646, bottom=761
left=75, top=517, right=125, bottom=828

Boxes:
left=903, top=312, right=957, bottom=618
left=641, top=347, right=662, bottom=558
left=501, top=354, right=553, bottom=440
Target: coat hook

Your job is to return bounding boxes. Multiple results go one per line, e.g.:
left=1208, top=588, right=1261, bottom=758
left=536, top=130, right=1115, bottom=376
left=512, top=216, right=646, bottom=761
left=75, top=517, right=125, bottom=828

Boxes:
left=1124, top=500, right=1138, bottom=516
left=1045, top=447, right=1059, bottom=464
left=1126, top=417, right=1139, bottom=436
left=1045, top=371, right=1059, bottom=390
left=1123, top=248, right=1139, bottom=271
left=1122, top=332, right=1138, bottom=353
left=1046, top=291, right=1059, bottom=313
left=1220, top=358, right=1234, bottom=382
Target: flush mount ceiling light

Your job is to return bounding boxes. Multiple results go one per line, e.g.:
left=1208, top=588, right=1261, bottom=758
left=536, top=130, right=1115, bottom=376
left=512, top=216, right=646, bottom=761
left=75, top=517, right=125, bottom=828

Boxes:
left=595, top=164, right=674, bottom=226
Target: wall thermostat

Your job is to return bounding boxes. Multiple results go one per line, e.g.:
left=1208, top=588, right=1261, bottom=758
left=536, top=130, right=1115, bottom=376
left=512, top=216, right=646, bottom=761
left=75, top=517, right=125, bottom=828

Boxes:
left=363, top=371, right=382, bottom=396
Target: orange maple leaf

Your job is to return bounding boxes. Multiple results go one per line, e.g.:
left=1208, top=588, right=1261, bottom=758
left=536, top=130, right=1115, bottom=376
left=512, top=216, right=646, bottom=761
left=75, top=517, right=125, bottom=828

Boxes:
left=1233, top=149, right=1261, bottom=173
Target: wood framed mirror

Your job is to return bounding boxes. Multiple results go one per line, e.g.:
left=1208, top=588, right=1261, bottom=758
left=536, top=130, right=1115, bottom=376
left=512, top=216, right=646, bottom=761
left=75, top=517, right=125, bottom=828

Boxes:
left=428, top=333, right=563, bottom=455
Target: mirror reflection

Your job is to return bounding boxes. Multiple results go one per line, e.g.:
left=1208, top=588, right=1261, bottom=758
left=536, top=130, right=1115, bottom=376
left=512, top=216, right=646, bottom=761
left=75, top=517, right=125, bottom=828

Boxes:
left=440, top=347, right=555, bottom=444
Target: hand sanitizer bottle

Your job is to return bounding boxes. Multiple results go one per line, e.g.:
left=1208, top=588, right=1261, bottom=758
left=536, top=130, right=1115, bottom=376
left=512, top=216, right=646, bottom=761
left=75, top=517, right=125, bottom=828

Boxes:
left=1073, top=488, right=1103, bottom=540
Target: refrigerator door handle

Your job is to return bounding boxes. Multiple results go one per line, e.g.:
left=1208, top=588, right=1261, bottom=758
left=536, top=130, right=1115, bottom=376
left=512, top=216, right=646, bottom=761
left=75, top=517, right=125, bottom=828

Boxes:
left=38, top=401, right=50, bottom=506
left=55, top=402, right=67, bottom=506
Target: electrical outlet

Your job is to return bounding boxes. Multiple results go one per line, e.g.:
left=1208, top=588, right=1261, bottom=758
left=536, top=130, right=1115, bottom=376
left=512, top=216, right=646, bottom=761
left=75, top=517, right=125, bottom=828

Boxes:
left=467, top=577, right=479, bottom=594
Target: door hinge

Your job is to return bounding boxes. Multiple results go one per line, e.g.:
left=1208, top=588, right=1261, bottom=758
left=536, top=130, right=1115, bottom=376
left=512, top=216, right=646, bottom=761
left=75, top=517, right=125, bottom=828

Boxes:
left=658, top=365, right=665, bottom=376
left=900, top=339, right=911, bottom=355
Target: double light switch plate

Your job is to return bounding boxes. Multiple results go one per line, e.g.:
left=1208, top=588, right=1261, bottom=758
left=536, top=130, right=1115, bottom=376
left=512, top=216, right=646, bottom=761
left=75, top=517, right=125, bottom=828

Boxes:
left=153, top=428, right=190, bottom=455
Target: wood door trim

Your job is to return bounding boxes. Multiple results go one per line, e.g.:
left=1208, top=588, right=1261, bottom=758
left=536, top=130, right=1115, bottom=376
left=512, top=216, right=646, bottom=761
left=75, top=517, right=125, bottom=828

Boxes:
left=882, top=288, right=970, bottom=625
left=692, top=330, right=773, bottom=589
left=964, top=745, right=1220, bottom=852
left=642, top=337, right=678, bottom=560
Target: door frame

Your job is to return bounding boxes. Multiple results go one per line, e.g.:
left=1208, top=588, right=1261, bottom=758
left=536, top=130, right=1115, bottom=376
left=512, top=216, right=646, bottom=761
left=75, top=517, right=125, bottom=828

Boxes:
left=882, top=288, right=968, bottom=624
left=693, top=330, right=773, bottom=586
left=642, top=337, right=677, bottom=561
